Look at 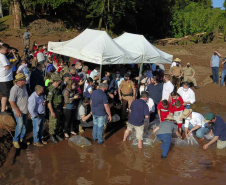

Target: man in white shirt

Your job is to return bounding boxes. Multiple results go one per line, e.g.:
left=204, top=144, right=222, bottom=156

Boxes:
left=177, top=82, right=195, bottom=109
left=0, top=44, right=17, bottom=114
left=90, top=67, right=100, bottom=82
left=162, top=74, right=174, bottom=101
left=180, top=109, right=208, bottom=139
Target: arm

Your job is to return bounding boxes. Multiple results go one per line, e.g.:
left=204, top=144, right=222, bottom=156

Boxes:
left=175, top=131, right=182, bottom=139
left=153, top=126, right=159, bottom=134
left=157, top=109, right=161, bottom=122
left=188, top=125, right=201, bottom=135
left=9, top=101, right=21, bottom=117
left=28, top=97, right=38, bottom=118
left=104, top=104, right=112, bottom=121
left=4, top=61, right=17, bottom=70
left=216, top=51, right=221, bottom=58
left=132, top=85, right=136, bottom=99
left=47, top=102, right=56, bottom=118
left=81, top=112, right=92, bottom=122
left=203, top=136, right=219, bottom=149
left=118, top=85, right=122, bottom=101
left=191, top=69, right=195, bottom=78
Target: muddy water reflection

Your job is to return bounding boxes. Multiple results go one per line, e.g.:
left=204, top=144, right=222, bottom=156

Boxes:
left=1, top=103, right=226, bottom=185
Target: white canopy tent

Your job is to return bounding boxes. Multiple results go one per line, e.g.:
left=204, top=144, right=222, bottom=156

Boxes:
left=48, top=29, right=139, bottom=65
left=114, top=32, right=173, bottom=85
left=114, top=32, right=173, bottom=64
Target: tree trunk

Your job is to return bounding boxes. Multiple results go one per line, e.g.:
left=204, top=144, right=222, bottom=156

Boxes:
left=12, top=0, right=23, bottom=28
left=98, top=0, right=106, bottom=30
left=0, top=0, right=3, bottom=18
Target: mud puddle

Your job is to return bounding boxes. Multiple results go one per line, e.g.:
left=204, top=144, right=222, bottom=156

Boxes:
left=0, top=103, right=226, bottom=185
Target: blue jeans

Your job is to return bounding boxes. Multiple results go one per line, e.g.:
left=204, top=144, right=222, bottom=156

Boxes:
left=92, top=115, right=106, bottom=144
left=220, top=69, right=226, bottom=86
left=212, top=67, right=219, bottom=83
left=13, top=112, right=28, bottom=142
left=32, top=114, right=45, bottom=143
left=185, top=105, right=191, bottom=109
left=182, top=123, right=208, bottom=138
left=157, top=133, right=172, bottom=157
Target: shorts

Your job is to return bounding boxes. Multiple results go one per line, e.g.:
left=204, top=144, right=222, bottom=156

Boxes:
left=0, top=81, right=13, bottom=97
left=127, top=123, right=144, bottom=140
left=217, top=140, right=226, bottom=149
left=38, top=60, right=45, bottom=64
left=177, top=123, right=182, bottom=129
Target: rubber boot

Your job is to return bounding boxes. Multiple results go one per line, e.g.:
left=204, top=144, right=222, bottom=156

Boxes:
left=50, top=135, right=59, bottom=143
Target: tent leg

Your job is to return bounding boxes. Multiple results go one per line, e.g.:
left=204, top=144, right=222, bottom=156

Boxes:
left=99, top=64, right=103, bottom=86
left=138, top=63, right=143, bottom=89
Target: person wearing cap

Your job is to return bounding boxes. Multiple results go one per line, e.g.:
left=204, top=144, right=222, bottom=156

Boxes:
left=203, top=113, right=226, bottom=150
left=170, top=58, right=181, bottom=68
left=118, top=73, right=136, bottom=120
left=153, top=114, right=182, bottom=158
left=220, top=58, right=226, bottom=87
left=60, top=72, right=72, bottom=91
left=177, top=82, right=195, bottom=109
left=47, top=75, right=64, bottom=143
left=181, top=109, right=208, bottom=139
left=28, top=85, right=47, bottom=147
left=170, top=58, right=183, bottom=88
left=183, top=63, right=199, bottom=89
left=123, top=91, right=150, bottom=149
left=9, top=73, right=29, bottom=149
left=210, top=50, right=221, bottom=84
left=162, top=74, right=174, bottom=101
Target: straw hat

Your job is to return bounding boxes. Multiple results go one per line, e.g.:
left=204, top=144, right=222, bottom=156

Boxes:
left=15, top=73, right=26, bottom=82
left=165, top=114, right=175, bottom=121
left=174, top=58, right=181, bottom=63
left=180, top=109, right=192, bottom=119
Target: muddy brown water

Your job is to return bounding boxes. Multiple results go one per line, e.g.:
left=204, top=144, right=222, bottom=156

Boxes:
left=0, top=103, right=226, bottom=185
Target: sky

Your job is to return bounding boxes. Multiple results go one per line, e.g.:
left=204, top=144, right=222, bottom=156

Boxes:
left=212, top=0, right=224, bottom=8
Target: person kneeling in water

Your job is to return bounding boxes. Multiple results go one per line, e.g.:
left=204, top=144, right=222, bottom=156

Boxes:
left=153, top=114, right=182, bottom=158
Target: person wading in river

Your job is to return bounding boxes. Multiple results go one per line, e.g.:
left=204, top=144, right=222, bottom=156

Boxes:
left=123, top=91, right=150, bottom=149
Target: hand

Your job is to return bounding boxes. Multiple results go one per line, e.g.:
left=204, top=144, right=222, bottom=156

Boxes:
left=43, top=100, right=46, bottom=106
left=90, top=112, right=92, bottom=115
left=132, top=96, right=135, bottom=100
left=178, top=136, right=182, bottom=139
left=114, top=91, right=117, bottom=95
left=51, top=112, right=56, bottom=118
left=74, top=94, right=79, bottom=99
left=16, top=110, right=21, bottom=118
left=203, top=144, right=209, bottom=150
left=108, top=115, right=112, bottom=122
left=119, top=96, right=123, bottom=101
left=183, top=102, right=187, bottom=106
left=109, top=93, right=114, bottom=99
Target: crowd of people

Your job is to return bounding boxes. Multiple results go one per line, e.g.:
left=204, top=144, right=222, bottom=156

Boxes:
left=0, top=32, right=226, bottom=158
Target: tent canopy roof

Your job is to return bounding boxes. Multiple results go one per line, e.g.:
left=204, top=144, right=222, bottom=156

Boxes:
left=48, top=29, right=136, bottom=65
left=114, top=32, right=173, bottom=64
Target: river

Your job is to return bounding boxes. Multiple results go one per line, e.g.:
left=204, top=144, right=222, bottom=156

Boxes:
left=0, top=103, right=226, bottom=185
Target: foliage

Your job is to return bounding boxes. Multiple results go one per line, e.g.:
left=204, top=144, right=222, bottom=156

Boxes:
left=171, top=1, right=226, bottom=40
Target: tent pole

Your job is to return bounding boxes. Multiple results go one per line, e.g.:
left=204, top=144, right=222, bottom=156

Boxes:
left=44, top=51, right=49, bottom=77
left=99, top=56, right=103, bottom=86
left=138, top=55, right=144, bottom=89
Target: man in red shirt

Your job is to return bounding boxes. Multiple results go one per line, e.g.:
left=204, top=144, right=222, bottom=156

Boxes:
left=157, top=100, right=173, bottom=122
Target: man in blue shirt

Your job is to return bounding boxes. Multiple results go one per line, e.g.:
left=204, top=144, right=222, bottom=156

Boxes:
left=210, top=51, right=221, bottom=84
left=203, top=113, right=226, bottom=150
left=90, top=83, right=112, bottom=144
left=123, top=91, right=150, bottom=149
left=147, top=76, right=163, bottom=113
left=28, top=85, right=46, bottom=147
